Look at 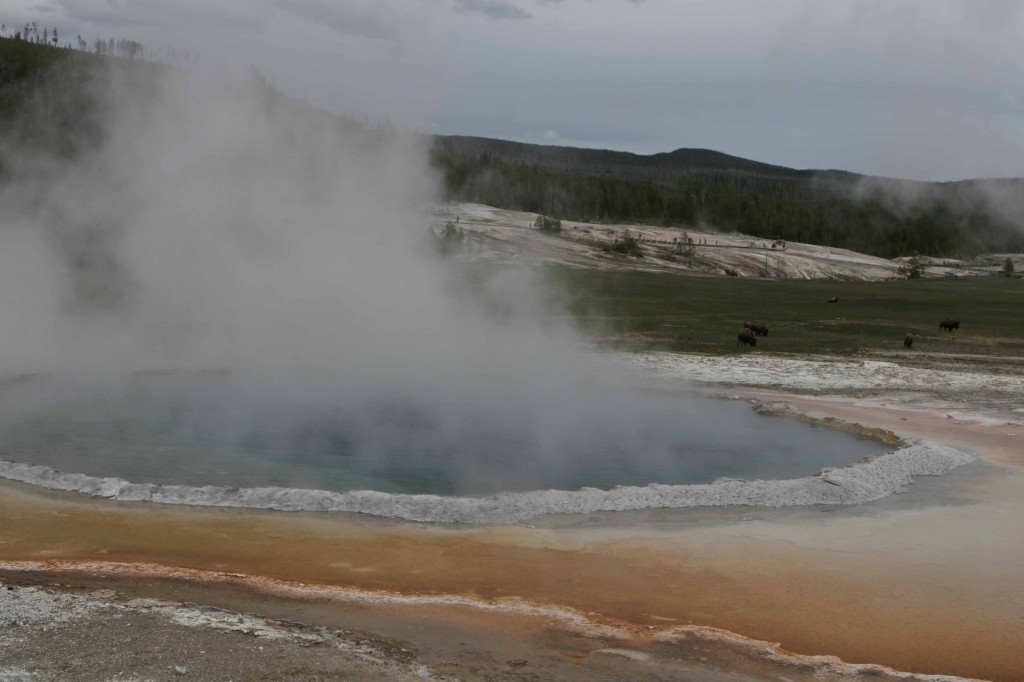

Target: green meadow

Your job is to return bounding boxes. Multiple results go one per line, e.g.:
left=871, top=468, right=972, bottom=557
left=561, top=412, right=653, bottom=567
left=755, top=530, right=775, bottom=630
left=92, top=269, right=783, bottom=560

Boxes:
left=544, top=268, right=1024, bottom=357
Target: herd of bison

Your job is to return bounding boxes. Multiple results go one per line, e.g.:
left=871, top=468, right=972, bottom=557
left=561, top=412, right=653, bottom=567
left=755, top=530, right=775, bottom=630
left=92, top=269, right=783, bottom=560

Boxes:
left=736, top=314, right=961, bottom=350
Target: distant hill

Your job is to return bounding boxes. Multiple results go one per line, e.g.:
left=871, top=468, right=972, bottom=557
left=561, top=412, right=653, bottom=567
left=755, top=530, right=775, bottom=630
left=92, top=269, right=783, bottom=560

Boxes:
left=1, top=37, right=1021, bottom=259
left=431, top=136, right=1024, bottom=259
left=0, top=36, right=166, bottom=166
left=434, top=136, right=810, bottom=178
left=0, top=36, right=372, bottom=171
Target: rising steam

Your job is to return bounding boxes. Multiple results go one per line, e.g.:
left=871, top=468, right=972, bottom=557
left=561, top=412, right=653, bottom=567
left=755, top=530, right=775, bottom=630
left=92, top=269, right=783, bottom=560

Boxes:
left=0, top=57, right=893, bottom=499
left=0, top=57, right=622, bottom=493
left=0, top=58, right=570, bottom=376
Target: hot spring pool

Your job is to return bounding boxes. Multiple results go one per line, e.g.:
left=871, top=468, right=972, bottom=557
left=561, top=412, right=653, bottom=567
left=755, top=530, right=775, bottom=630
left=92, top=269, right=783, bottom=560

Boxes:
left=0, top=372, right=888, bottom=500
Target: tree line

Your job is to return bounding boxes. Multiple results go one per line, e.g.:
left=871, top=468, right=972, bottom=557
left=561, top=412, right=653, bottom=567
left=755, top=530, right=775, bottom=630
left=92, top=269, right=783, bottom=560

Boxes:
left=2, top=30, right=1020, bottom=261
left=432, top=136, right=1024, bottom=259
left=0, top=20, right=206, bottom=67
left=2, top=22, right=145, bottom=59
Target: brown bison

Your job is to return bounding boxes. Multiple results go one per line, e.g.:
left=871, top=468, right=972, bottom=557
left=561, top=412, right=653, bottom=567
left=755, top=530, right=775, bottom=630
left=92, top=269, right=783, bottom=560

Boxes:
left=939, top=318, right=959, bottom=332
left=737, top=327, right=757, bottom=347
left=904, top=333, right=914, bottom=349
left=744, top=320, right=769, bottom=337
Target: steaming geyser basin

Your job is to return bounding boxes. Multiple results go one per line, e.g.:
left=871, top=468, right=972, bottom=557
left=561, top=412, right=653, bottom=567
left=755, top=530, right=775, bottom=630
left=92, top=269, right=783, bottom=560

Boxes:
left=0, top=372, right=970, bottom=523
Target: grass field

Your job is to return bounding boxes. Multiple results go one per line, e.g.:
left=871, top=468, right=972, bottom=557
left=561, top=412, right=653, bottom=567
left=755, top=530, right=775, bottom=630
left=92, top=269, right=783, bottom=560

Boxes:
left=543, top=267, right=1024, bottom=357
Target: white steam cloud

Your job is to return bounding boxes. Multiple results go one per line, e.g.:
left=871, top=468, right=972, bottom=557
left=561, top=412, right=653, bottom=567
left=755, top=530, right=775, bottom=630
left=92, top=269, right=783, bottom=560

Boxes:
left=0, top=58, right=885, bottom=498
left=0, top=58, right=620, bottom=494
left=0, top=60, right=573, bottom=377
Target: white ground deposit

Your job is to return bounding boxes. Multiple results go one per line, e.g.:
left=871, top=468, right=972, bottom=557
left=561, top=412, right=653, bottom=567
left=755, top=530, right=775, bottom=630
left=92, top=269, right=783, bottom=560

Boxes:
left=628, top=351, right=1024, bottom=407
left=0, top=583, right=437, bottom=681
left=435, top=204, right=992, bottom=281
left=0, top=435, right=972, bottom=524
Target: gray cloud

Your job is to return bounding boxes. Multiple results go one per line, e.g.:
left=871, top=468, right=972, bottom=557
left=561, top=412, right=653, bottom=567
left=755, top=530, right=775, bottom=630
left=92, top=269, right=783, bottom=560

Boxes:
left=273, top=0, right=408, bottom=41
left=9, top=0, right=1024, bottom=180
left=453, top=0, right=532, bottom=20
left=536, top=0, right=647, bottom=4
left=51, top=0, right=265, bottom=31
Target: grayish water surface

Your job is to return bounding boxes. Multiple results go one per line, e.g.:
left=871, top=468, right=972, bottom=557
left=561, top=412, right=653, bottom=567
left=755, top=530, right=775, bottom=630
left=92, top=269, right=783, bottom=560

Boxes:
left=0, top=373, right=888, bottom=496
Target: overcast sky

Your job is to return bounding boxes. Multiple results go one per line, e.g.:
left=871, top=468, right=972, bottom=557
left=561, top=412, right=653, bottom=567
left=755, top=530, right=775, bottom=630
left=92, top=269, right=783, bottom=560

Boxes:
left=5, top=0, right=1023, bottom=181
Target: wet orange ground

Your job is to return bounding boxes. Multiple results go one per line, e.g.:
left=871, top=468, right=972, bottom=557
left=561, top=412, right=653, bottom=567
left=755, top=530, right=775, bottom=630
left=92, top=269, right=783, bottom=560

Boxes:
left=1, top=394, right=1022, bottom=680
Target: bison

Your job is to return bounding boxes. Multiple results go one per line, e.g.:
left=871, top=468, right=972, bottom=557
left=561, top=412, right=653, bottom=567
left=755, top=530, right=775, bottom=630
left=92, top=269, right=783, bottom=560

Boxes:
left=737, top=327, right=757, bottom=347
left=744, top=320, right=769, bottom=337
left=904, top=333, right=914, bottom=349
left=939, top=318, right=959, bottom=332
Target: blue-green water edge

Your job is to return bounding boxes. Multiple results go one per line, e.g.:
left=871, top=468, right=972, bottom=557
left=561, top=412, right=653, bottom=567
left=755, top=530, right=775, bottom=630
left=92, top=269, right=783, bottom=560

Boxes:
left=0, top=373, right=888, bottom=497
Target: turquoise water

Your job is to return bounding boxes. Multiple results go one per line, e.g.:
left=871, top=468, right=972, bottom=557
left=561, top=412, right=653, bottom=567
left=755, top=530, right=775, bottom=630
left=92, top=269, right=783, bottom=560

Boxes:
left=0, top=373, right=888, bottom=496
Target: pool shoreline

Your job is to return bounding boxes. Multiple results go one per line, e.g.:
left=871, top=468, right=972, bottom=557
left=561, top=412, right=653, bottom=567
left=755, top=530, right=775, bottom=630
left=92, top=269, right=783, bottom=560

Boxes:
left=0, top=369, right=891, bottom=499
left=0, top=432, right=973, bottom=523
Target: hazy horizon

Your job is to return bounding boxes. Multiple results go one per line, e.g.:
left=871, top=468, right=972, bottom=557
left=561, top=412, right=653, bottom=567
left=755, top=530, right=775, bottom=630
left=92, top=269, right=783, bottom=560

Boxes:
left=2, top=1, right=1021, bottom=183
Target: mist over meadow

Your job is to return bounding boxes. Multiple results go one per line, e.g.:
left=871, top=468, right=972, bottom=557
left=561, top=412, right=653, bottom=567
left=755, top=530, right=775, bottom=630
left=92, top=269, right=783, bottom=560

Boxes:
left=0, top=58, right=767, bottom=493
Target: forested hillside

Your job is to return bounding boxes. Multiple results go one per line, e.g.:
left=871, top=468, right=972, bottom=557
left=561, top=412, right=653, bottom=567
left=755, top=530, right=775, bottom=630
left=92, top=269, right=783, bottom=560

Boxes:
left=0, top=34, right=169, bottom=171
left=432, top=136, right=1024, bottom=259
left=2, top=35, right=1021, bottom=261
left=0, top=36, right=373, bottom=170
